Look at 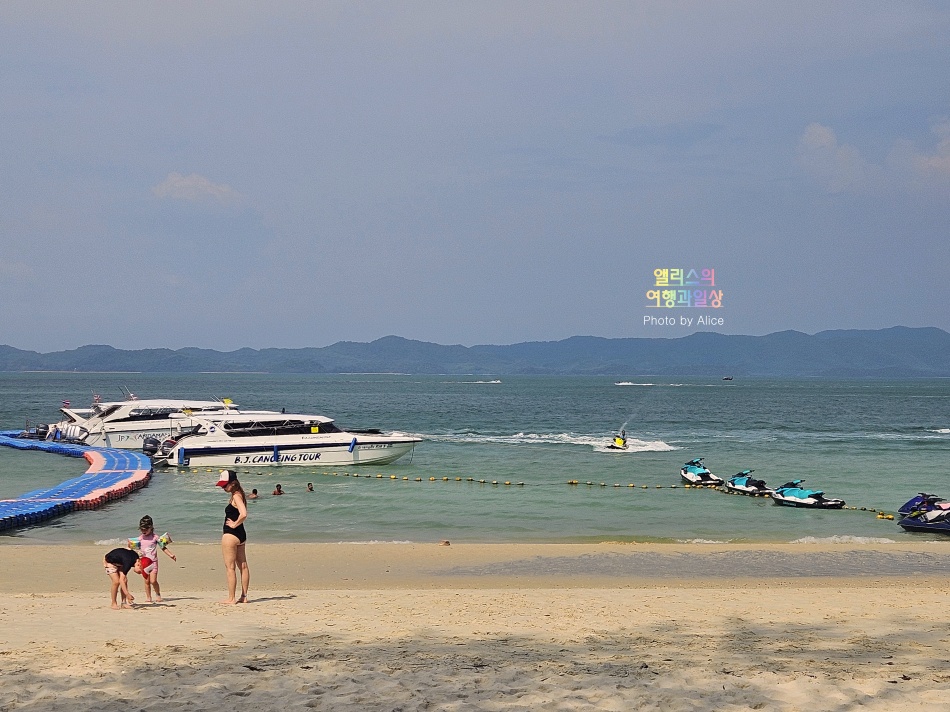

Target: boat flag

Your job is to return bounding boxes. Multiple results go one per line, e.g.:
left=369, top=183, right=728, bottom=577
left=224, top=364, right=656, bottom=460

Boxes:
left=62, top=400, right=70, bottom=408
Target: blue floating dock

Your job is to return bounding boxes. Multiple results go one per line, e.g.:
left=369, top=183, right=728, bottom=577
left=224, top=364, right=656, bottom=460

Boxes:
left=0, top=431, right=152, bottom=532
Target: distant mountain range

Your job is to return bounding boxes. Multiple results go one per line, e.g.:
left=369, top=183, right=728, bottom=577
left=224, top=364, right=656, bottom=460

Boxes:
left=2, top=327, right=948, bottom=377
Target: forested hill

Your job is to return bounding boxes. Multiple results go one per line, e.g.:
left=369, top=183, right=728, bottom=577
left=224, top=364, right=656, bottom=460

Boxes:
left=1, top=327, right=948, bottom=377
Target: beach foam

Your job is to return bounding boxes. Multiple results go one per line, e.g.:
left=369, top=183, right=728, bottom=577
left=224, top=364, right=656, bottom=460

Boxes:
left=791, top=535, right=896, bottom=545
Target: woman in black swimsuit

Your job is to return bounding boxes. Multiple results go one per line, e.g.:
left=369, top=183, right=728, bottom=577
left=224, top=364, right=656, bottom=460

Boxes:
left=216, top=469, right=250, bottom=604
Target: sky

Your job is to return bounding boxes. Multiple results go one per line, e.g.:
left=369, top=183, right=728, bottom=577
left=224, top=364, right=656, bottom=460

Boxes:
left=1, top=1, right=948, bottom=352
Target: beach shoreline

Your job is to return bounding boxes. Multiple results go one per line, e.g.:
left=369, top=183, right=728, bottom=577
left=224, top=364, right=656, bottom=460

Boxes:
left=3, top=542, right=950, bottom=710
left=4, top=540, right=950, bottom=593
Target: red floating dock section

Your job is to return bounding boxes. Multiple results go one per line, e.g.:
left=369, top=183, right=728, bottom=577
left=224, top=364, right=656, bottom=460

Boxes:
left=72, top=449, right=152, bottom=510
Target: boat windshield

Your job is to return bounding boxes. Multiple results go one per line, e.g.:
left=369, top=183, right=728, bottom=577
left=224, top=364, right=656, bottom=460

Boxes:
left=92, top=404, right=122, bottom=419
left=110, top=407, right=184, bottom=423
left=222, top=419, right=342, bottom=437
left=104, top=404, right=236, bottom=423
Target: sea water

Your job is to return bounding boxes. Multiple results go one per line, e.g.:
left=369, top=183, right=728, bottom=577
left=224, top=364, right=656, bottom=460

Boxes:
left=0, top=373, right=947, bottom=545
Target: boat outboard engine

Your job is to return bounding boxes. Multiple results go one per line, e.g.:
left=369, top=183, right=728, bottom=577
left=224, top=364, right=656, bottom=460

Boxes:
left=35, top=424, right=49, bottom=440
left=142, top=437, right=161, bottom=457
left=159, top=438, right=177, bottom=456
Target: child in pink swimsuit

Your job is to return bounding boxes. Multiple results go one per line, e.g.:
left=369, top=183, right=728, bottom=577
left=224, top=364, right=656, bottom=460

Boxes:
left=129, top=515, right=177, bottom=603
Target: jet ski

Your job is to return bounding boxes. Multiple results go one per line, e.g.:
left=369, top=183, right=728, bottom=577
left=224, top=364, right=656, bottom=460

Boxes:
left=680, top=458, right=724, bottom=486
left=898, top=504, right=950, bottom=535
left=723, top=470, right=771, bottom=496
left=606, top=429, right=628, bottom=450
left=770, top=480, right=845, bottom=509
left=897, top=492, right=944, bottom=517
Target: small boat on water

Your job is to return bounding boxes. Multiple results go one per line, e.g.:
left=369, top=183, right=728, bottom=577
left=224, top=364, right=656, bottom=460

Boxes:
left=21, top=396, right=258, bottom=449
left=723, top=470, right=771, bottom=496
left=146, top=411, right=421, bottom=468
left=896, top=492, right=950, bottom=535
left=680, top=458, right=724, bottom=486
left=898, top=508, right=950, bottom=535
left=606, top=429, right=628, bottom=450
left=770, top=480, right=845, bottom=509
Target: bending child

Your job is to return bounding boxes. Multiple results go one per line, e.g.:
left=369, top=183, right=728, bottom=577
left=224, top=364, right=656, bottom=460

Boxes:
left=128, top=515, right=177, bottom=603
left=103, top=547, right=141, bottom=609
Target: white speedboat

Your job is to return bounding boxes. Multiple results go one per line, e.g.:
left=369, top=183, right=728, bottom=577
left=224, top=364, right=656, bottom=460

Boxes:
left=146, top=411, right=421, bottom=468
left=42, top=397, right=254, bottom=448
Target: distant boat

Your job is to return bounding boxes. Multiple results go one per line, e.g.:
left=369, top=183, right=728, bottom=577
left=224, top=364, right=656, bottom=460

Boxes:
left=722, top=376, right=733, bottom=381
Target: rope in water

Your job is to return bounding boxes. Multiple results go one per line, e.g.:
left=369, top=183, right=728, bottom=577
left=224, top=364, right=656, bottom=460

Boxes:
left=191, top=465, right=896, bottom=520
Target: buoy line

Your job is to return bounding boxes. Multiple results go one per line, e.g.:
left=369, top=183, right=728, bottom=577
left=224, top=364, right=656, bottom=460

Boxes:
left=194, top=468, right=896, bottom=518
left=192, top=468, right=894, bottom=520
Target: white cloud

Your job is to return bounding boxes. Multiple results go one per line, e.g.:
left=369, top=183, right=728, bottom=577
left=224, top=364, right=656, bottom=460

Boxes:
left=795, top=123, right=877, bottom=194
left=911, top=120, right=950, bottom=178
left=152, top=172, right=242, bottom=205
left=886, top=121, right=950, bottom=186
left=797, top=120, right=950, bottom=196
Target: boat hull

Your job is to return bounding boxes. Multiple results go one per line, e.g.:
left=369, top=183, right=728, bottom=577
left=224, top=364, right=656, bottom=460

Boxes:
left=46, top=421, right=182, bottom=449
left=94, top=426, right=184, bottom=449
left=898, top=517, right=950, bottom=535
left=680, top=469, right=723, bottom=486
left=724, top=482, right=771, bottom=496
left=680, top=475, right=723, bottom=486
left=770, top=494, right=845, bottom=509
left=159, top=438, right=420, bottom=468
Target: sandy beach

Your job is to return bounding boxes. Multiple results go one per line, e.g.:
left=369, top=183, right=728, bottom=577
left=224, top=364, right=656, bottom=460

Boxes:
left=2, top=542, right=950, bottom=711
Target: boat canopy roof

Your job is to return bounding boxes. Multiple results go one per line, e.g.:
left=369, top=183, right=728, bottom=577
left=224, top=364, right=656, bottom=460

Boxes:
left=59, top=399, right=243, bottom=423
left=182, top=412, right=335, bottom=426
left=176, top=412, right=342, bottom=438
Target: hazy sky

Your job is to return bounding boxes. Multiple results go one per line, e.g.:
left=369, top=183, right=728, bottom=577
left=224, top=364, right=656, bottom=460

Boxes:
left=1, top=1, right=948, bottom=351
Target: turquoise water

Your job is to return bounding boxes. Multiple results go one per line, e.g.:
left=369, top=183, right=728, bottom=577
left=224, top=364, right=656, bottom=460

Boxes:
left=0, top=373, right=947, bottom=544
